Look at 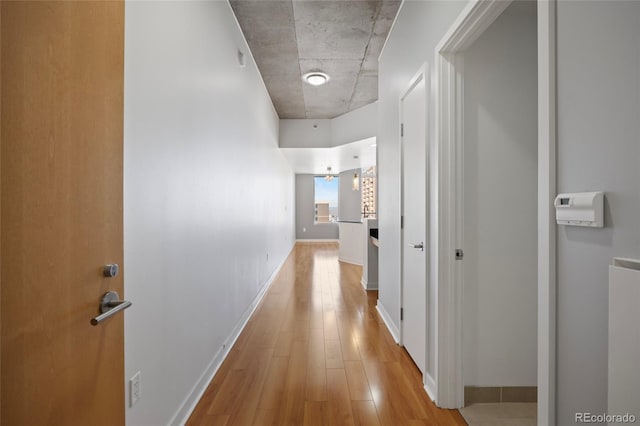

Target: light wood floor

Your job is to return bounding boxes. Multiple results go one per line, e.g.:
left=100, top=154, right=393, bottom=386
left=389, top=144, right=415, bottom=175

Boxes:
left=187, top=242, right=466, bottom=425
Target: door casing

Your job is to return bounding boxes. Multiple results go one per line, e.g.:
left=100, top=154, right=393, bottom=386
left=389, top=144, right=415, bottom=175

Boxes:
left=433, top=1, right=557, bottom=423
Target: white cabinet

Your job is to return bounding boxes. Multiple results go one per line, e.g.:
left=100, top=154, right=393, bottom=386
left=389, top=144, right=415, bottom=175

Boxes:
left=608, top=258, right=640, bottom=424
left=338, top=222, right=363, bottom=266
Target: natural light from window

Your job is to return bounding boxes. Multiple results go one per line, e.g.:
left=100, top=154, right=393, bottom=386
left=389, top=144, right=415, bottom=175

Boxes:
left=314, top=176, right=339, bottom=223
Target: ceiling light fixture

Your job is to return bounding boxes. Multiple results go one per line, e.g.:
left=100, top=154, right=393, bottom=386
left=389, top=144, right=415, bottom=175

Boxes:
left=303, top=71, right=330, bottom=86
left=324, top=166, right=334, bottom=181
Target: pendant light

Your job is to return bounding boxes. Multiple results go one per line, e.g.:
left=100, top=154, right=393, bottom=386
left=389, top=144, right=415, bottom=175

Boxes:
left=324, top=167, right=334, bottom=181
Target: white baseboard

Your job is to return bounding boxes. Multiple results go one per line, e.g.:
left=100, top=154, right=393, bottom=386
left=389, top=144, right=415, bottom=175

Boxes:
left=376, top=300, right=401, bottom=344
left=171, top=242, right=295, bottom=426
left=338, top=257, right=363, bottom=266
left=361, top=278, right=378, bottom=291
left=296, top=239, right=339, bottom=243
left=424, top=373, right=437, bottom=402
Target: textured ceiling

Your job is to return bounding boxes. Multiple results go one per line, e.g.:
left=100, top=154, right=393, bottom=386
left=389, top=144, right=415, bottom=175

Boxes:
left=230, top=0, right=401, bottom=119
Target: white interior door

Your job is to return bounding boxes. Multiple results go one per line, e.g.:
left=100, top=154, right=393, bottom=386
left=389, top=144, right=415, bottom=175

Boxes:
left=401, top=68, right=428, bottom=376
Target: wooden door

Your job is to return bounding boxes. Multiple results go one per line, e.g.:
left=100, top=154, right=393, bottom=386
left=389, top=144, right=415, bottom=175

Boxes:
left=1, top=2, right=125, bottom=424
left=400, top=69, right=428, bottom=376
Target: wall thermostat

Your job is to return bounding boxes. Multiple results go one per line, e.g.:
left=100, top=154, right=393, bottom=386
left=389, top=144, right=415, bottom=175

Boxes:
left=554, top=191, right=604, bottom=228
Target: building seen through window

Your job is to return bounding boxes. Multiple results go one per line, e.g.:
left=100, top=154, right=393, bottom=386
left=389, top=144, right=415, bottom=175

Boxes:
left=314, top=176, right=339, bottom=223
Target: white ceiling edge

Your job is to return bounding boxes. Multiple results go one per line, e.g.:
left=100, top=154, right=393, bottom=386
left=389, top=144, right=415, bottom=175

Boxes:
left=279, top=102, right=377, bottom=148
left=280, top=137, right=377, bottom=175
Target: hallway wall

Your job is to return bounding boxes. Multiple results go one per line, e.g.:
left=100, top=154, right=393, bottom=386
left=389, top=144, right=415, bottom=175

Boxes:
left=377, top=0, right=640, bottom=421
left=556, top=1, right=640, bottom=423
left=124, top=2, right=295, bottom=424
left=377, top=0, right=466, bottom=365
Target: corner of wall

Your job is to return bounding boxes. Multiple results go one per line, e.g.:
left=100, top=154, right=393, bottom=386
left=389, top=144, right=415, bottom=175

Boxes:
left=376, top=300, right=401, bottom=344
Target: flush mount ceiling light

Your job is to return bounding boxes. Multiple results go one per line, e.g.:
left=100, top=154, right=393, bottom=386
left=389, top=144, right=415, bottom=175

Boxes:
left=303, top=71, right=330, bottom=86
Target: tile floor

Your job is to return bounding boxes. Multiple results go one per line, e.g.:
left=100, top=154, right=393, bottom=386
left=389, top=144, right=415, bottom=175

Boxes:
left=459, top=402, right=537, bottom=426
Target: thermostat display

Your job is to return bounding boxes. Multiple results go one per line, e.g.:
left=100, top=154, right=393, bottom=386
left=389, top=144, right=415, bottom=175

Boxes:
left=554, top=191, right=604, bottom=228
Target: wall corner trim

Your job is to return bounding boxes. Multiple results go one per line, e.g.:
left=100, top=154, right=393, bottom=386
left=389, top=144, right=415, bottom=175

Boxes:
left=376, top=301, right=401, bottom=344
left=537, top=0, right=557, bottom=424
left=424, top=380, right=437, bottom=402
left=169, top=241, right=296, bottom=426
left=338, top=257, right=363, bottom=266
left=361, top=278, right=378, bottom=291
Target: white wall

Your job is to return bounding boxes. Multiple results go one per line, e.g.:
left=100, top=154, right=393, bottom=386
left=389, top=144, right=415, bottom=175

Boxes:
left=556, top=2, right=640, bottom=423
left=331, top=102, right=378, bottom=147
left=339, top=168, right=362, bottom=222
left=124, top=2, right=295, bottom=425
left=279, top=119, right=332, bottom=148
left=377, top=0, right=640, bottom=419
left=279, top=102, right=377, bottom=148
left=377, top=0, right=466, bottom=360
left=462, top=1, right=537, bottom=387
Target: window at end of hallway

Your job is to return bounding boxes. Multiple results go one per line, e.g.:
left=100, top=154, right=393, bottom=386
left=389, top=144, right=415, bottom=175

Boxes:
left=314, top=176, right=339, bottom=223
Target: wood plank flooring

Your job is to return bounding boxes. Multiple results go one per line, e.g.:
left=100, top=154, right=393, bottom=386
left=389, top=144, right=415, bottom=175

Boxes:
left=187, top=242, right=466, bottom=425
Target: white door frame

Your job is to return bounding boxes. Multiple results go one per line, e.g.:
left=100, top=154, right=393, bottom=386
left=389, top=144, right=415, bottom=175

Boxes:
left=399, top=63, right=435, bottom=398
left=433, top=1, right=556, bottom=424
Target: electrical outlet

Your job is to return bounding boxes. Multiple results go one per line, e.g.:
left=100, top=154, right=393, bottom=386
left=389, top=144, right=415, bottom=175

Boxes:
left=130, top=371, right=141, bottom=407
left=303, top=227, right=307, bottom=233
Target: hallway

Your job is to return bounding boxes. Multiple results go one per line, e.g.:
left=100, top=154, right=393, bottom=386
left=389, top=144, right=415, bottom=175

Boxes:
left=187, top=243, right=466, bottom=425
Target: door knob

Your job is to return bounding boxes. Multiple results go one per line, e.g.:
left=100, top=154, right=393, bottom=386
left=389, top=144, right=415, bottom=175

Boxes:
left=409, top=242, right=424, bottom=251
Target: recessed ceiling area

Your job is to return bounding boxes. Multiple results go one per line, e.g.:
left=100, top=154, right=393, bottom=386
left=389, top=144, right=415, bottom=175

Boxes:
left=230, top=0, right=401, bottom=119
left=280, top=137, right=376, bottom=174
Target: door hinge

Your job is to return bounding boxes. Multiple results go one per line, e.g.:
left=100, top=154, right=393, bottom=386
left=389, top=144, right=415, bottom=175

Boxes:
left=400, top=308, right=404, bottom=321
left=401, top=123, right=404, bottom=137
left=401, top=215, right=404, bottom=229
left=455, top=249, right=464, bottom=260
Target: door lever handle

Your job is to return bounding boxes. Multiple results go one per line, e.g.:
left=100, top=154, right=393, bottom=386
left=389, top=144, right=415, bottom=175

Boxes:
left=91, top=291, right=131, bottom=326
left=409, top=242, right=424, bottom=251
